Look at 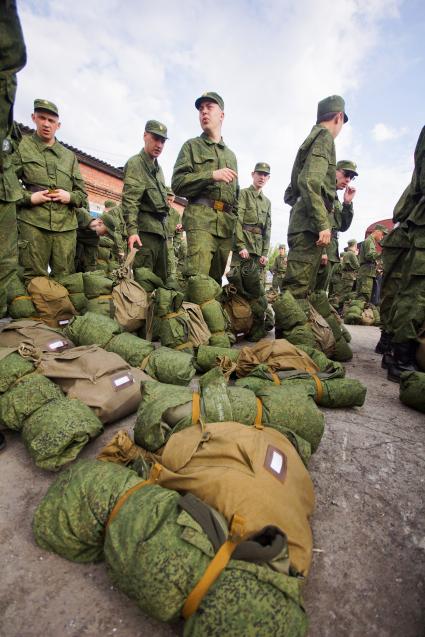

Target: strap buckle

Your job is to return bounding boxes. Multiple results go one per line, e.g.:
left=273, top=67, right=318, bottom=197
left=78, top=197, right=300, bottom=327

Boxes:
left=213, top=200, right=224, bottom=211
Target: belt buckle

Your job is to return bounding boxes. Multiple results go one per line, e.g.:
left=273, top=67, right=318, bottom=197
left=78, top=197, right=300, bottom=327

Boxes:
left=213, top=200, right=224, bottom=212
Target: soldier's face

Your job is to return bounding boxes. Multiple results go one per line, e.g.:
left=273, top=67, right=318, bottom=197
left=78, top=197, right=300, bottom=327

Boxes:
left=336, top=169, right=352, bottom=190
left=198, top=101, right=224, bottom=132
left=94, top=219, right=108, bottom=236
left=144, top=132, right=166, bottom=159
left=279, top=248, right=285, bottom=256
left=167, top=194, right=175, bottom=206
left=32, top=111, right=60, bottom=142
left=252, top=171, right=270, bottom=190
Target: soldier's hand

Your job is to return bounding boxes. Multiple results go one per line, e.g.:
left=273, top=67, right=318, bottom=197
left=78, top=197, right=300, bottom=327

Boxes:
left=30, top=190, right=51, bottom=205
left=321, top=254, right=328, bottom=265
left=175, top=224, right=183, bottom=232
left=128, top=234, right=142, bottom=249
left=259, top=256, right=268, bottom=266
left=316, top=229, right=331, bottom=246
left=239, top=248, right=250, bottom=259
left=344, top=185, right=356, bottom=203
left=213, top=168, right=237, bottom=183
left=48, top=188, right=71, bottom=204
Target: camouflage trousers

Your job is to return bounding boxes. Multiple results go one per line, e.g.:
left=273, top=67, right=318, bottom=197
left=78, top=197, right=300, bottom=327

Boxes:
left=315, top=259, right=338, bottom=292
left=18, top=222, right=76, bottom=282
left=282, top=231, right=322, bottom=299
left=166, top=237, right=177, bottom=280
left=134, top=231, right=168, bottom=284
left=185, top=229, right=232, bottom=285
left=356, top=265, right=375, bottom=302
left=272, top=272, right=285, bottom=292
left=389, top=224, right=425, bottom=343
left=379, top=227, right=410, bottom=333
left=0, top=201, right=18, bottom=316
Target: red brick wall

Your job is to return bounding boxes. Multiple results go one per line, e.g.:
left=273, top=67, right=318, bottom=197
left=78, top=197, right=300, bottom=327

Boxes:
left=79, top=162, right=123, bottom=208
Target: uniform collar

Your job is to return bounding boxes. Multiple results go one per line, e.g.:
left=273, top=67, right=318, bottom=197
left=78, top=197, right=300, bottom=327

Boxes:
left=32, top=133, right=61, bottom=156
left=200, top=132, right=225, bottom=148
left=141, top=148, right=159, bottom=173
left=249, top=184, right=263, bottom=198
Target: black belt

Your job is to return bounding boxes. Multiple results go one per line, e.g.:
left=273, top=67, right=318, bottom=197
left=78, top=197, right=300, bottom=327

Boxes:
left=24, top=182, right=53, bottom=193
left=191, top=197, right=233, bottom=213
left=243, top=224, right=263, bottom=235
left=331, top=229, right=338, bottom=239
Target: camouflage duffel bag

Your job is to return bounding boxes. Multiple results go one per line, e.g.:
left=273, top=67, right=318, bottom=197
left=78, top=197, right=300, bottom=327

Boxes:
left=399, top=371, right=425, bottom=413
left=6, top=272, right=37, bottom=319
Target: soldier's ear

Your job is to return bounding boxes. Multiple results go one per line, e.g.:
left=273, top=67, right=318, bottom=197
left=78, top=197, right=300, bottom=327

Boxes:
left=57, top=121, right=61, bottom=129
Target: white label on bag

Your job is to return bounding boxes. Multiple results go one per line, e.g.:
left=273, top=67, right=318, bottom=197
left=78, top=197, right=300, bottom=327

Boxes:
left=111, top=372, right=134, bottom=390
left=58, top=319, right=70, bottom=326
left=48, top=340, right=67, bottom=350
left=270, top=450, right=283, bottom=474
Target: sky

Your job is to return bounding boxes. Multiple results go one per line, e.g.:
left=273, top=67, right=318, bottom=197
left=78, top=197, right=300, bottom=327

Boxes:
left=14, top=0, right=425, bottom=248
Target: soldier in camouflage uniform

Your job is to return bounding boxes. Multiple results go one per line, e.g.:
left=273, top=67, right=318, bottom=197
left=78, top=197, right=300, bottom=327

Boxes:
left=340, top=239, right=360, bottom=301
left=14, top=99, right=88, bottom=281
left=165, top=187, right=183, bottom=283
left=270, top=244, right=287, bottom=292
left=122, top=120, right=170, bottom=282
left=104, top=199, right=127, bottom=244
left=387, top=127, right=425, bottom=382
left=356, top=225, right=387, bottom=302
left=0, top=0, right=26, bottom=451
left=282, top=95, right=348, bottom=298
left=172, top=91, right=239, bottom=284
left=315, top=159, right=357, bottom=291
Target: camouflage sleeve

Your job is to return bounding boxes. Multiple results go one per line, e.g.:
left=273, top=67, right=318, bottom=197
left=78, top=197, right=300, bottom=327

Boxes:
left=75, top=208, right=93, bottom=228
left=122, top=156, right=145, bottom=236
left=69, top=155, right=88, bottom=209
left=364, top=236, right=379, bottom=261
left=339, top=202, right=354, bottom=232
left=262, top=202, right=271, bottom=257
left=234, top=188, right=248, bottom=252
left=346, top=251, right=359, bottom=270
left=0, top=1, right=26, bottom=143
left=11, top=144, right=31, bottom=205
left=171, top=140, right=214, bottom=198
left=297, top=135, right=333, bottom=232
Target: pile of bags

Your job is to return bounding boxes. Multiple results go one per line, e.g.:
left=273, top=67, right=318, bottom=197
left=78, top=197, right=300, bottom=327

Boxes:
left=6, top=272, right=37, bottom=319
left=82, top=270, right=115, bottom=317
left=153, top=287, right=193, bottom=352
left=0, top=319, right=74, bottom=352
left=309, top=291, right=353, bottom=361
left=343, top=299, right=380, bottom=326
left=187, top=275, right=232, bottom=347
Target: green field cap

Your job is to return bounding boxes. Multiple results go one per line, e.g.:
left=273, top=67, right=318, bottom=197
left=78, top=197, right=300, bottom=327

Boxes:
left=145, top=120, right=168, bottom=139
left=195, top=91, right=224, bottom=111
left=104, top=199, right=117, bottom=209
left=279, top=244, right=286, bottom=249
left=317, top=95, right=348, bottom=123
left=337, top=160, right=358, bottom=176
left=254, top=162, right=271, bottom=174
left=374, top=224, right=388, bottom=234
left=34, top=99, right=59, bottom=116
left=347, top=239, right=357, bottom=246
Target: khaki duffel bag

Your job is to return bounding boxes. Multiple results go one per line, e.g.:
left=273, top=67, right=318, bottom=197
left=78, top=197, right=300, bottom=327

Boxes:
left=0, top=320, right=74, bottom=352
left=37, top=345, right=151, bottom=424
left=28, top=277, right=76, bottom=328
left=223, top=293, right=254, bottom=335
left=307, top=303, right=336, bottom=357
left=112, top=249, right=149, bottom=332
left=154, top=420, right=315, bottom=576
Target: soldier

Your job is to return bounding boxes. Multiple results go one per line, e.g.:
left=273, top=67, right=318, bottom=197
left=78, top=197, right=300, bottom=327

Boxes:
left=123, top=120, right=170, bottom=282
left=94, top=213, right=126, bottom=271
left=340, top=239, right=360, bottom=303
left=356, top=225, right=387, bottom=302
left=104, top=198, right=127, bottom=244
left=387, top=126, right=425, bottom=382
left=172, top=91, right=239, bottom=284
left=0, top=0, right=26, bottom=451
left=282, top=95, right=348, bottom=298
left=315, top=160, right=358, bottom=291
left=14, top=99, right=88, bottom=281
left=270, top=244, right=287, bottom=292
left=165, top=187, right=183, bottom=284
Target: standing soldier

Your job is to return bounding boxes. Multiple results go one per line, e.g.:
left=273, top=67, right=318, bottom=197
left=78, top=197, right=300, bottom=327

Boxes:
left=172, top=92, right=239, bottom=284
left=340, top=239, right=360, bottom=302
left=282, top=95, right=348, bottom=298
left=315, top=160, right=358, bottom=291
left=270, top=244, right=287, bottom=292
left=14, top=100, right=88, bottom=281
left=122, top=120, right=170, bottom=283
left=356, top=225, right=387, bottom=302
left=0, top=0, right=26, bottom=451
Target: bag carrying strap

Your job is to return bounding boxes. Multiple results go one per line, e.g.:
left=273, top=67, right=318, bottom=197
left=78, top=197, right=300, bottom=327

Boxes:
left=181, top=513, right=246, bottom=619
left=310, top=373, right=324, bottom=403
left=192, top=392, right=201, bottom=424
left=254, top=398, right=264, bottom=428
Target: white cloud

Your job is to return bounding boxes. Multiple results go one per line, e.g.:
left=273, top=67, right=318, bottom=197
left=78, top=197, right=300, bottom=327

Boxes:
left=372, top=123, right=408, bottom=142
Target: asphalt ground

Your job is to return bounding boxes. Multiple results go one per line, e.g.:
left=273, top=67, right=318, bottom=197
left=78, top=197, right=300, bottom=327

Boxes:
left=0, top=325, right=424, bottom=637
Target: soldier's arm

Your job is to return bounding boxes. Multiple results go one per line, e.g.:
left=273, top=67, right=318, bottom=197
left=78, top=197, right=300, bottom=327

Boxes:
left=262, top=203, right=271, bottom=257
left=0, top=1, right=26, bottom=143
left=172, top=140, right=214, bottom=198
left=122, top=156, right=146, bottom=236
left=364, top=237, right=379, bottom=261
left=234, top=189, right=247, bottom=252
left=339, top=201, right=354, bottom=232
left=298, top=135, right=333, bottom=232
left=69, top=156, right=88, bottom=208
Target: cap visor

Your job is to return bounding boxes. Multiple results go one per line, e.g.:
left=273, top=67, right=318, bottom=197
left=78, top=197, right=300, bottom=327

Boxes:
left=344, top=113, right=348, bottom=123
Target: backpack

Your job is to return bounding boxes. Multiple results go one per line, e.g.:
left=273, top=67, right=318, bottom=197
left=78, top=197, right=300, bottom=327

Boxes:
left=223, top=293, right=254, bottom=335
left=28, top=277, right=76, bottom=328
left=307, top=303, right=336, bottom=357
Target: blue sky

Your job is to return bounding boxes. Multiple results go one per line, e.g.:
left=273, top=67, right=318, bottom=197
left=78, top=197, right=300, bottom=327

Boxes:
left=15, top=0, right=425, bottom=247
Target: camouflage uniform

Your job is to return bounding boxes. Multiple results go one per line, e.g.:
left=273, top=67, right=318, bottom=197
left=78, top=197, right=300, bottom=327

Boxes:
left=356, top=235, right=380, bottom=302
left=105, top=203, right=127, bottom=245
left=328, top=261, right=344, bottom=308
left=14, top=131, right=88, bottom=281
left=172, top=133, right=239, bottom=284
left=379, top=224, right=410, bottom=333
left=122, top=148, right=169, bottom=282
left=232, top=184, right=271, bottom=267
left=0, top=1, right=26, bottom=315
left=271, top=255, right=287, bottom=291
left=340, top=249, right=359, bottom=300
left=165, top=206, right=181, bottom=281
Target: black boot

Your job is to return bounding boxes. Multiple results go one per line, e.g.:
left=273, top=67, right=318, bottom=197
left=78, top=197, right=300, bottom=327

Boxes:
left=381, top=351, right=394, bottom=369
left=387, top=341, right=418, bottom=383
left=375, top=330, right=392, bottom=354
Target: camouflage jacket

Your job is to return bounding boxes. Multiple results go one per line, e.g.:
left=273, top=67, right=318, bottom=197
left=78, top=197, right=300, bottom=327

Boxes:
left=359, top=235, right=379, bottom=276
left=106, top=203, right=127, bottom=240
left=234, top=185, right=271, bottom=257
left=271, top=255, right=287, bottom=274
left=0, top=0, right=26, bottom=202
left=393, top=126, right=425, bottom=227
left=285, top=125, right=336, bottom=235
left=171, top=132, right=239, bottom=238
left=325, top=196, right=354, bottom=262
left=14, top=133, right=88, bottom=231
left=342, top=250, right=359, bottom=280
left=122, top=149, right=169, bottom=238
left=166, top=206, right=182, bottom=240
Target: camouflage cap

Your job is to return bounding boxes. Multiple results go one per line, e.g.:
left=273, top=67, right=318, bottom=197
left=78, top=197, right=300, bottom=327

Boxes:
left=104, top=199, right=118, bottom=209
left=279, top=244, right=286, bottom=249
left=34, top=99, right=59, bottom=116
left=195, top=91, right=224, bottom=111
left=374, top=224, right=389, bottom=234
left=145, top=120, right=168, bottom=139
left=337, top=160, right=358, bottom=176
left=317, top=94, right=348, bottom=123
left=254, top=162, right=270, bottom=174
left=347, top=239, right=357, bottom=246
left=101, top=213, right=117, bottom=233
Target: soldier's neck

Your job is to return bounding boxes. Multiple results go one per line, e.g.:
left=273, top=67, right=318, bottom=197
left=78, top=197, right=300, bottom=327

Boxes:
left=203, top=126, right=222, bottom=143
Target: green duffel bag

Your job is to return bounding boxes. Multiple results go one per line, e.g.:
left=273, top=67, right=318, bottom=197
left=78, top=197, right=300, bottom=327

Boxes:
left=273, top=290, right=307, bottom=331
left=6, top=272, right=37, bottom=319
left=186, top=274, right=222, bottom=305
left=0, top=373, right=63, bottom=430
left=196, top=345, right=240, bottom=372
left=332, top=335, right=353, bottom=362
left=289, top=344, right=345, bottom=378
left=0, top=347, right=35, bottom=393
left=33, top=459, right=143, bottom=562
left=133, top=267, right=164, bottom=292
left=22, top=397, right=103, bottom=471
left=142, top=347, right=196, bottom=386
left=154, top=288, right=193, bottom=352
left=64, top=312, right=121, bottom=348
left=86, top=295, right=115, bottom=318
left=82, top=270, right=113, bottom=298
left=106, top=332, right=154, bottom=367
left=55, top=272, right=88, bottom=314
left=399, top=371, right=425, bottom=413
left=283, top=324, right=318, bottom=349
